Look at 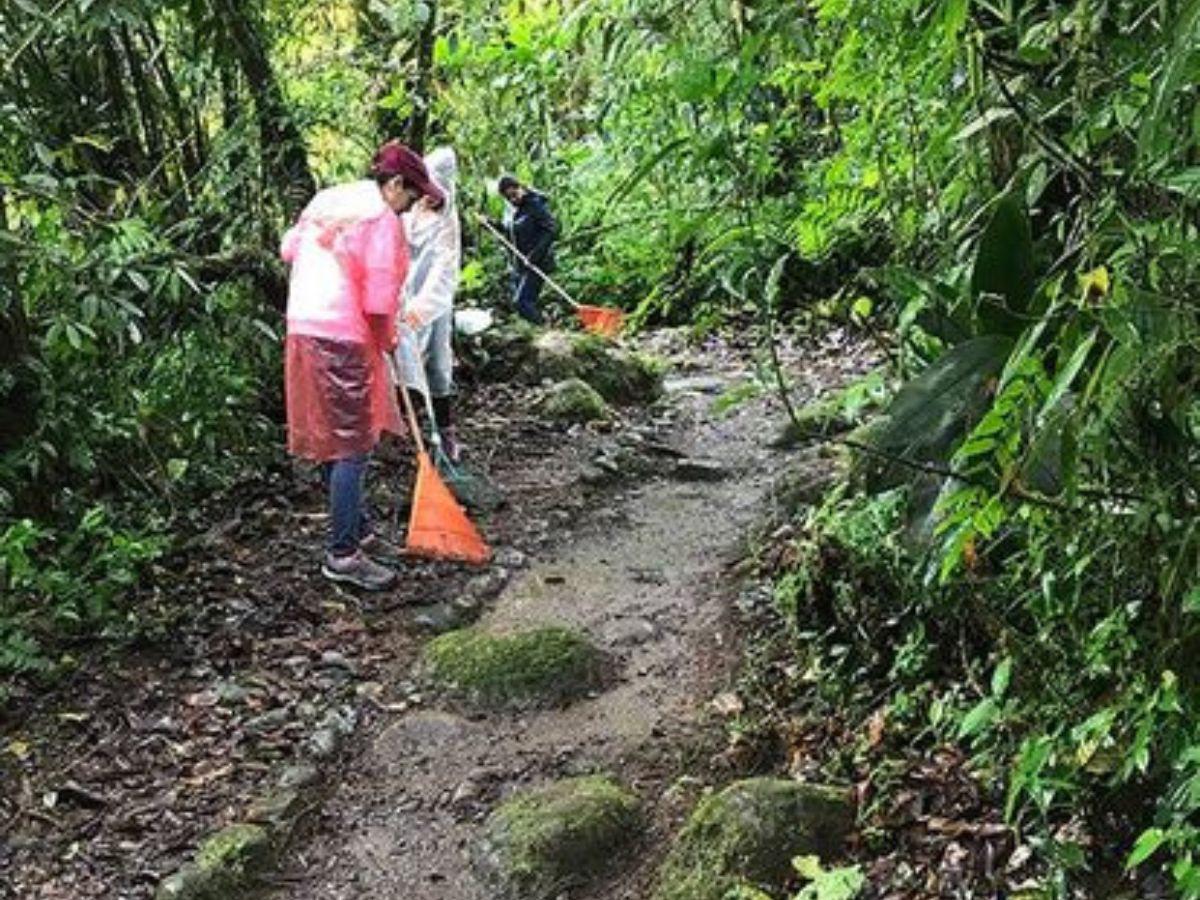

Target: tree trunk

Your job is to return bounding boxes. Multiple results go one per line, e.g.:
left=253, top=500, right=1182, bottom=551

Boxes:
left=211, top=0, right=316, bottom=215
left=403, top=0, right=438, bottom=151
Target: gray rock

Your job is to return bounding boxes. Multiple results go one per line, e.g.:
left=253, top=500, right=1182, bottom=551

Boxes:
left=155, top=865, right=215, bottom=900
left=413, top=602, right=470, bottom=634
left=318, top=650, right=354, bottom=671
left=602, top=618, right=658, bottom=647
left=580, top=464, right=616, bottom=486
left=214, top=680, right=250, bottom=706
left=493, top=548, right=528, bottom=569
left=245, top=787, right=304, bottom=832
left=305, top=708, right=356, bottom=759
left=244, top=707, right=290, bottom=734
left=277, top=764, right=320, bottom=790
left=464, top=568, right=511, bottom=601
left=664, top=375, right=727, bottom=395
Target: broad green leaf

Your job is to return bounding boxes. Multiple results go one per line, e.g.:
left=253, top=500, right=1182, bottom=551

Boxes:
left=970, top=194, right=1036, bottom=336
left=1184, top=586, right=1200, bottom=615
left=1127, top=827, right=1167, bottom=868
left=1161, top=168, right=1200, bottom=199
left=958, top=696, right=1000, bottom=739
left=1138, top=0, right=1200, bottom=168
left=1040, top=330, right=1097, bottom=422
left=992, top=658, right=1012, bottom=698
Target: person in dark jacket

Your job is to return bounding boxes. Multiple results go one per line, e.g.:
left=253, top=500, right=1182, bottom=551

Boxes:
left=497, top=175, right=557, bottom=324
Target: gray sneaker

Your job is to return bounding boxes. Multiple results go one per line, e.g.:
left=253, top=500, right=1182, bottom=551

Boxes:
left=321, top=550, right=397, bottom=591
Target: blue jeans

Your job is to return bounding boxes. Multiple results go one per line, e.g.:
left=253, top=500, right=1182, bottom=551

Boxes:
left=512, top=269, right=545, bottom=325
left=321, top=453, right=369, bottom=556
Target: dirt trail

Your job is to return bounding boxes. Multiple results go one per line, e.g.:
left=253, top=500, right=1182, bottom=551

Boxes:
left=270, top=333, right=870, bottom=900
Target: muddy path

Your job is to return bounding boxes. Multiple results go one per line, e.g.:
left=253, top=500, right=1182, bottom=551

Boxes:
left=267, top=330, right=875, bottom=900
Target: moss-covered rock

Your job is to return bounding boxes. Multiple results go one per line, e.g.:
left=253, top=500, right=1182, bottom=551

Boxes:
left=534, top=330, right=665, bottom=404
left=654, top=779, right=854, bottom=900
left=156, top=823, right=272, bottom=900
left=423, top=626, right=602, bottom=707
left=470, top=320, right=541, bottom=381
left=472, top=776, right=642, bottom=899
left=539, top=378, right=610, bottom=423
left=196, top=823, right=271, bottom=877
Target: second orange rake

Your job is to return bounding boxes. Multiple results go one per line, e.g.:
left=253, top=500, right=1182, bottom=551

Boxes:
left=478, top=217, right=625, bottom=339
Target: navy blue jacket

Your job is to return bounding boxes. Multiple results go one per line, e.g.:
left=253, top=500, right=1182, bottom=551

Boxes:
left=503, top=191, right=558, bottom=274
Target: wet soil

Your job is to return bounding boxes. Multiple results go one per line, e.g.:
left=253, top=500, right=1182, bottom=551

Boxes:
left=265, top=329, right=875, bottom=900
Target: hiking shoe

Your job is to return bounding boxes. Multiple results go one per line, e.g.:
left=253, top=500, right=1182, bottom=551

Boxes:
left=359, top=532, right=406, bottom=566
left=321, top=550, right=396, bottom=591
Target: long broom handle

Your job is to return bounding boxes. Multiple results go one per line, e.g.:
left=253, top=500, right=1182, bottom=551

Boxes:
left=477, top=215, right=581, bottom=311
left=390, top=355, right=427, bottom=456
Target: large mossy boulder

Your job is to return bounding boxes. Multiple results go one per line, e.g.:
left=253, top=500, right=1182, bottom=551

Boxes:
left=469, top=320, right=542, bottom=381
left=539, top=377, right=610, bottom=423
left=423, top=626, right=602, bottom=707
left=472, top=776, right=642, bottom=900
left=533, top=331, right=664, bottom=404
left=654, top=779, right=854, bottom=900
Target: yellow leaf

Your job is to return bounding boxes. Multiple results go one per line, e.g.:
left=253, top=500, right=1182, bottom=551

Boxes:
left=1080, top=266, right=1110, bottom=302
left=7, top=739, right=31, bottom=760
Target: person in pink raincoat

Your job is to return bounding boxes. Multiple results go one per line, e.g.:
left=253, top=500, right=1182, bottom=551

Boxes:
left=281, top=140, right=444, bottom=591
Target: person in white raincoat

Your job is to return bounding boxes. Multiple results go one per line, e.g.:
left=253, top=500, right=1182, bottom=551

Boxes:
left=395, top=146, right=464, bottom=461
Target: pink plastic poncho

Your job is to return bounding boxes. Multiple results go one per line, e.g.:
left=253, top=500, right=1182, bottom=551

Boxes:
left=281, top=180, right=408, bottom=462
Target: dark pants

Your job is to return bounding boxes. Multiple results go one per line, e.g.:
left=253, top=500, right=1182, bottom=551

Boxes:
left=512, top=269, right=545, bottom=325
left=321, top=453, right=369, bottom=556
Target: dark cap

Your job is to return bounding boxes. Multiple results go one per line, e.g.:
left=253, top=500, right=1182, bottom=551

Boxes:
left=371, top=140, right=445, bottom=207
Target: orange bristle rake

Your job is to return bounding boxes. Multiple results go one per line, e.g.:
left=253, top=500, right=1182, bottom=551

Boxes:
left=397, top=382, right=491, bottom=566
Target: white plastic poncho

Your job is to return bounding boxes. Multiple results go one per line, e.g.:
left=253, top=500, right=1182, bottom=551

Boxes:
left=395, top=147, right=461, bottom=397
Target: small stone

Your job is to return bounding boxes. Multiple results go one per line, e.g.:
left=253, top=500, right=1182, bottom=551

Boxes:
left=319, top=651, right=354, bottom=671
left=244, top=708, right=290, bottom=734
left=307, top=727, right=339, bottom=760
left=215, top=680, right=250, bottom=706
left=494, top=548, right=528, bottom=569
left=580, top=465, right=614, bottom=486
left=414, top=602, right=469, bottom=634
left=463, top=569, right=510, bottom=602
left=452, top=780, right=481, bottom=805
left=602, top=618, right=658, bottom=647
left=245, top=788, right=303, bottom=832
left=663, top=375, right=726, bottom=395
left=278, top=764, right=320, bottom=790
left=305, top=708, right=356, bottom=759
left=155, top=865, right=214, bottom=900
left=709, top=692, right=745, bottom=717
left=672, top=458, right=730, bottom=482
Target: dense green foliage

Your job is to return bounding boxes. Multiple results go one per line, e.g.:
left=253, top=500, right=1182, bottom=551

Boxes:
left=2, top=0, right=1197, bottom=893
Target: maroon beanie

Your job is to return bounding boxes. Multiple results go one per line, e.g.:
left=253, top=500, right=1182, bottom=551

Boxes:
left=370, top=140, right=445, bottom=208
